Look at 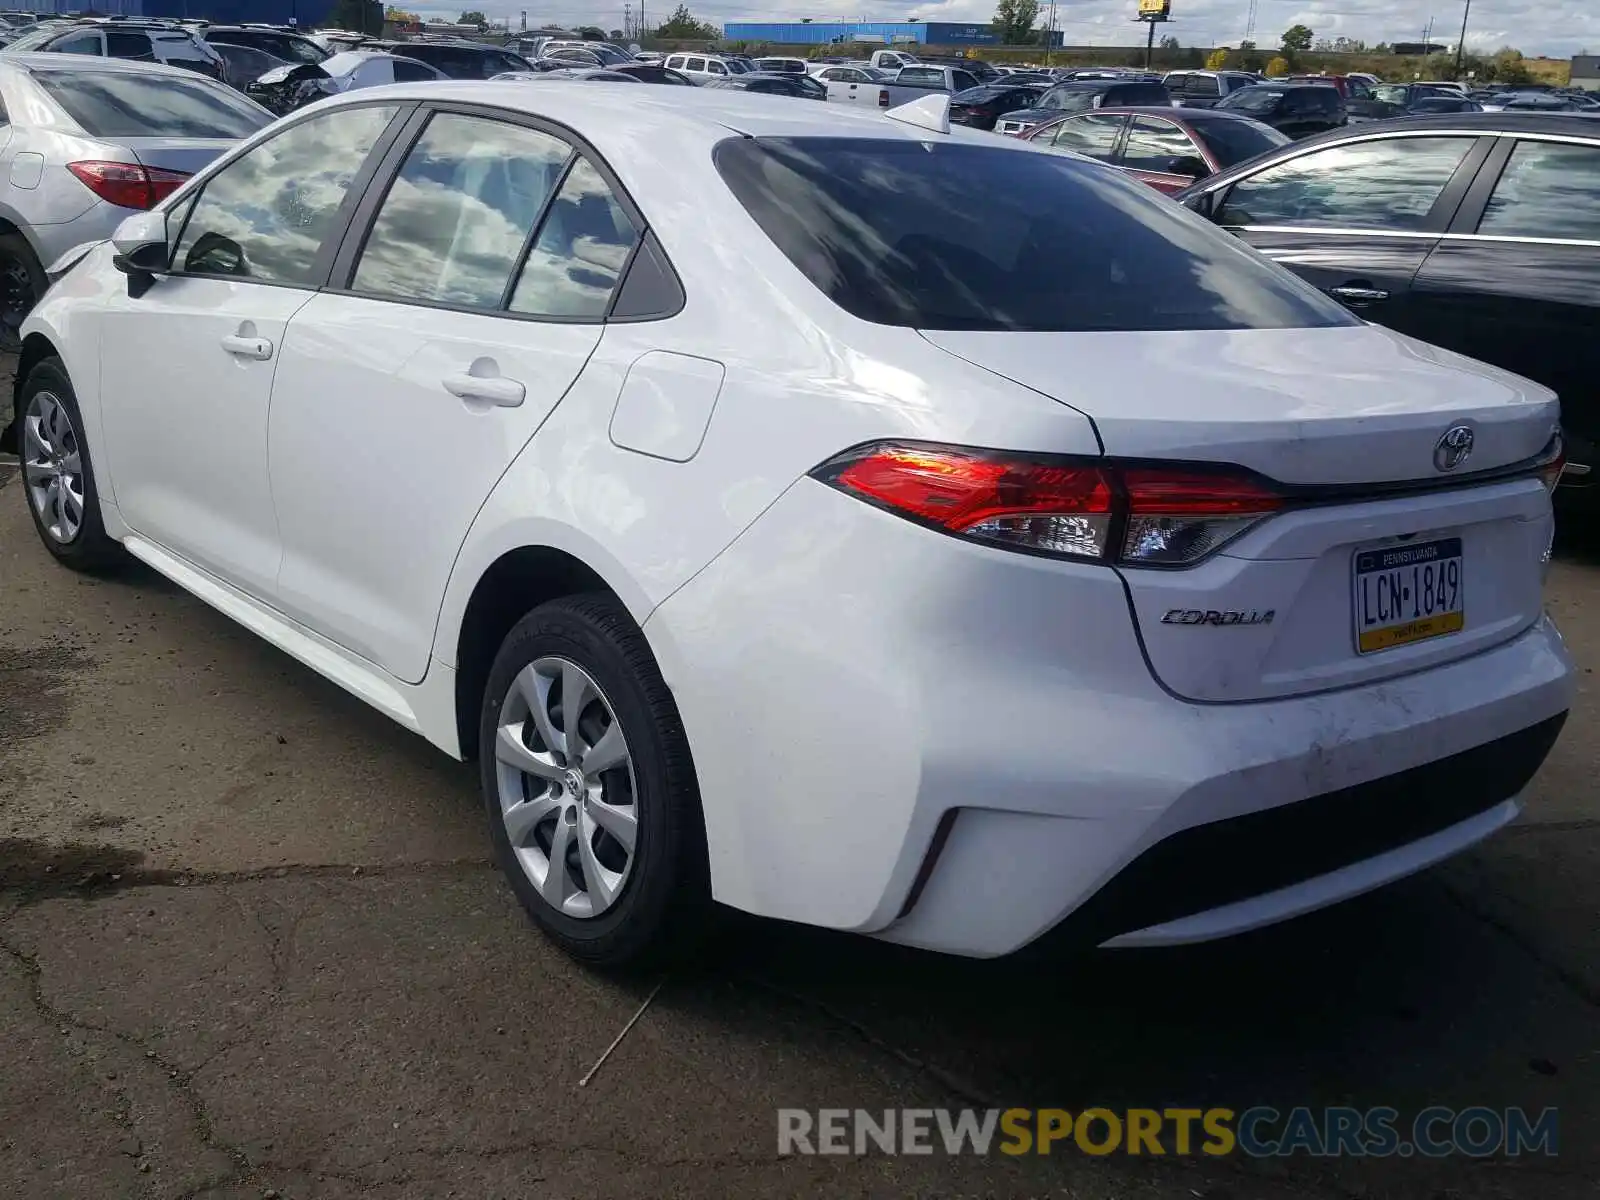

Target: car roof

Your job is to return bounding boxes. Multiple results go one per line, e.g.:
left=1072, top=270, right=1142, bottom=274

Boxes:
left=0, top=50, right=211, bottom=80
left=1301, top=111, right=1600, bottom=141
left=1093, top=105, right=1264, bottom=122
left=310, top=79, right=1044, bottom=146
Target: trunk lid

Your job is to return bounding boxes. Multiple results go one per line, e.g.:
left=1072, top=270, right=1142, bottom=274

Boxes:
left=120, top=137, right=235, bottom=178
left=922, top=324, right=1560, bottom=702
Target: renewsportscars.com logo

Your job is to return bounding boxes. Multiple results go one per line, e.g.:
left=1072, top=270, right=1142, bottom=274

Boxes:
left=777, top=1107, right=1559, bottom=1158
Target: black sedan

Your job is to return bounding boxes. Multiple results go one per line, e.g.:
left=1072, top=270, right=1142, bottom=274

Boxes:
left=1176, top=113, right=1600, bottom=485
left=702, top=72, right=826, bottom=100
left=949, top=82, right=1050, bottom=131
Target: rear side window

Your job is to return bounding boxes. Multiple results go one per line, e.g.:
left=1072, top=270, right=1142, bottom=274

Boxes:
left=105, top=30, right=153, bottom=59
left=33, top=67, right=271, bottom=138
left=392, top=59, right=436, bottom=81
left=353, top=114, right=571, bottom=308
left=713, top=136, right=1354, bottom=332
left=50, top=31, right=102, bottom=55
left=510, top=158, right=639, bottom=318
left=1047, top=113, right=1124, bottom=161
left=1479, top=141, right=1600, bottom=242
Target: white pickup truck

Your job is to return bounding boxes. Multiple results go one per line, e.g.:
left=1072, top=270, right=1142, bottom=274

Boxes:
left=823, top=63, right=984, bottom=109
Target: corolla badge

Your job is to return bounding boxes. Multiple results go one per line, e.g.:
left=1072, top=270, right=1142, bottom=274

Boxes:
left=1433, top=425, right=1475, bottom=472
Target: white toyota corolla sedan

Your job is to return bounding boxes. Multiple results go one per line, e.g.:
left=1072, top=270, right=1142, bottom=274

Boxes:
left=12, top=83, right=1573, bottom=966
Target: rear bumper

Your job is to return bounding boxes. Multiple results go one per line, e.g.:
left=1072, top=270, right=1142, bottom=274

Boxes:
left=647, top=480, right=1575, bottom=958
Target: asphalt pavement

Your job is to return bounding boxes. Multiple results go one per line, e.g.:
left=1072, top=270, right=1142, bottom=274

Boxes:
left=2, top=414, right=1598, bottom=1199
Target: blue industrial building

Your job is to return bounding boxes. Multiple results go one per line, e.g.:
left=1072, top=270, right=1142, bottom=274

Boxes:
left=0, top=0, right=333, bottom=23
left=724, top=20, right=1007, bottom=46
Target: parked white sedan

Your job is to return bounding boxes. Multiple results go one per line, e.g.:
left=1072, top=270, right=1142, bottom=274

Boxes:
left=13, top=84, right=1573, bottom=966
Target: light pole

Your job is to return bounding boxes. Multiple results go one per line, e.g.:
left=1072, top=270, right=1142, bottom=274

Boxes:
left=1454, top=0, right=1471, bottom=77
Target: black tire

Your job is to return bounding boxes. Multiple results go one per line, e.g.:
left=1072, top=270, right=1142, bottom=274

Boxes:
left=17, top=357, right=121, bottom=572
left=0, top=232, right=45, bottom=355
left=479, top=594, right=708, bottom=968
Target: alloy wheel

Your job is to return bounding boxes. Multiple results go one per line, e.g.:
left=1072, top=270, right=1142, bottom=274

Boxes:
left=0, top=254, right=37, bottom=352
left=22, top=391, right=85, bottom=544
left=494, top=656, right=638, bottom=919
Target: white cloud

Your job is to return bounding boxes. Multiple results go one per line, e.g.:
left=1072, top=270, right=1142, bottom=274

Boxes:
left=430, top=0, right=1598, bottom=59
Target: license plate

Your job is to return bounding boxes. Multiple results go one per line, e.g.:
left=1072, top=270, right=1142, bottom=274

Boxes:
left=1352, top=537, right=1465, bottom=654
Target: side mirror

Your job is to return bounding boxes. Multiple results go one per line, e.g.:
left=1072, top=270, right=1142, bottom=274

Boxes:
left=111, top=210, right=169, bottom=297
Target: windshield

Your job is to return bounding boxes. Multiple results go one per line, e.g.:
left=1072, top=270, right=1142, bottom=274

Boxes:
left=34, top=67, right=271, bottom=138
left=1218, top=87, right=1284, bottom=113
left=1191, top=116, right=1291, bottom=166
left=713, top=136, right=1355, bottom=333
left=4, top=24, right=62, bottom=50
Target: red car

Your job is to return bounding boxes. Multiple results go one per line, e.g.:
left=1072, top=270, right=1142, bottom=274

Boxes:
left=1020, top=105, right=1289, bottom=194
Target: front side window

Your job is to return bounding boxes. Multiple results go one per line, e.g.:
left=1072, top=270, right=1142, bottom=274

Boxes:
left=1216, top=136, right=1475, bottom=230
left=1220, top=87, right=1284, bottom=113
left=174, top=104, right=398, bottom=286
left=353, top=114, right=570, bottom=308
left=1048, top=113, right=1124, bottom=161
left=1479, top=141, right=1600, bottom=242
left=714, top=136, right=1355, bottom=333
left=509, top=158, right=639, bottom=318
left=1188, top=75, right=1221, bottom=98
left=34, top=67, right=271, bottom=139
left=686, top=57, right=705, bottom=72
left=1122, top=117, right=1201, bottom=172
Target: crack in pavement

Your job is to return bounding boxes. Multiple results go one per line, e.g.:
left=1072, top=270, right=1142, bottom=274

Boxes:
left=1436, top=875, right=1600, bottom=1008
left=0, top=928, right=247, bottom=1195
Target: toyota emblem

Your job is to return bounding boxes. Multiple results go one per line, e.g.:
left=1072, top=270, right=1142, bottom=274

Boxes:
left=1434, top=425, right=1474, bottom=472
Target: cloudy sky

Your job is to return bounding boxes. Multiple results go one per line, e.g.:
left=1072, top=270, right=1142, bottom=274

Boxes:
left=432, top=1, right=1598, bottom=59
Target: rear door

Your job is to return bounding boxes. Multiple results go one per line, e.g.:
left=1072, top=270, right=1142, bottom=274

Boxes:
left=267, top=106, right=641, bottom=682
left=1409, top=134, right=1600, bottom=457
left=1209, top=131, right=1491, bottom=337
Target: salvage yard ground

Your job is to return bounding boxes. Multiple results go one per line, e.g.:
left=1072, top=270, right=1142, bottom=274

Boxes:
left=1, top=364, right=1597, bottom=1198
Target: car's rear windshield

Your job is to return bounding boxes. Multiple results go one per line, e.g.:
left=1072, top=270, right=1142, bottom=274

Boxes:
left=1219, top=87, right=1285, bottom=112
left=1190, top=115, right=1290, bottom=166
left=713, top=136, right=1355, bottom=332
left=34, top=67, right=271, bottom=138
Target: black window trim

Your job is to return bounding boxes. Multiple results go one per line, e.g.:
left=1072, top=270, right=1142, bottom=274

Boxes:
left=166, top=99, right=417, bottom=291
left=322, top=99, right=683, bottom=326
left=1203, top=129, right=1496, bottom=235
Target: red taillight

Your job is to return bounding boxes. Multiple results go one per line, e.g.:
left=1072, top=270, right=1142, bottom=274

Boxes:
left=813, top=442, right=1284, bottom=566
left=66, top=161, right=191, bottom=210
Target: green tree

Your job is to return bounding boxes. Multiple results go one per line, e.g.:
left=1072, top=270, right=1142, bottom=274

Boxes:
left=1281, top=24, right=1313, bottom=52
left=654, top=3, right=719, bottom=38
left=1159, top=34, right=1180, bottom=51
left=1493, top=47, right=1531, bottom=85
left=1239, top=38, right=1256, bottom=50
left=991, top=0, right=1040, bottom=46
left=458, top=9, right=486, bottom=25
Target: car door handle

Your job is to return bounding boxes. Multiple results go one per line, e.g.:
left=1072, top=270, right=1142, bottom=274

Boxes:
left=220, top=334, right=272, bottom=360
left=443, top=373, right=525, bottom=408
left=1329, top=285, right=1390, bottom=303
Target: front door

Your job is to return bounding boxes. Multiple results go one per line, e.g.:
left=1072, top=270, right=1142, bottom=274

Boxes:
left=1211, top=132, right=1489, bottom=338
left=268, top=109, right=644, bottom=682
left=97, top=101, right=405, bottom=597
